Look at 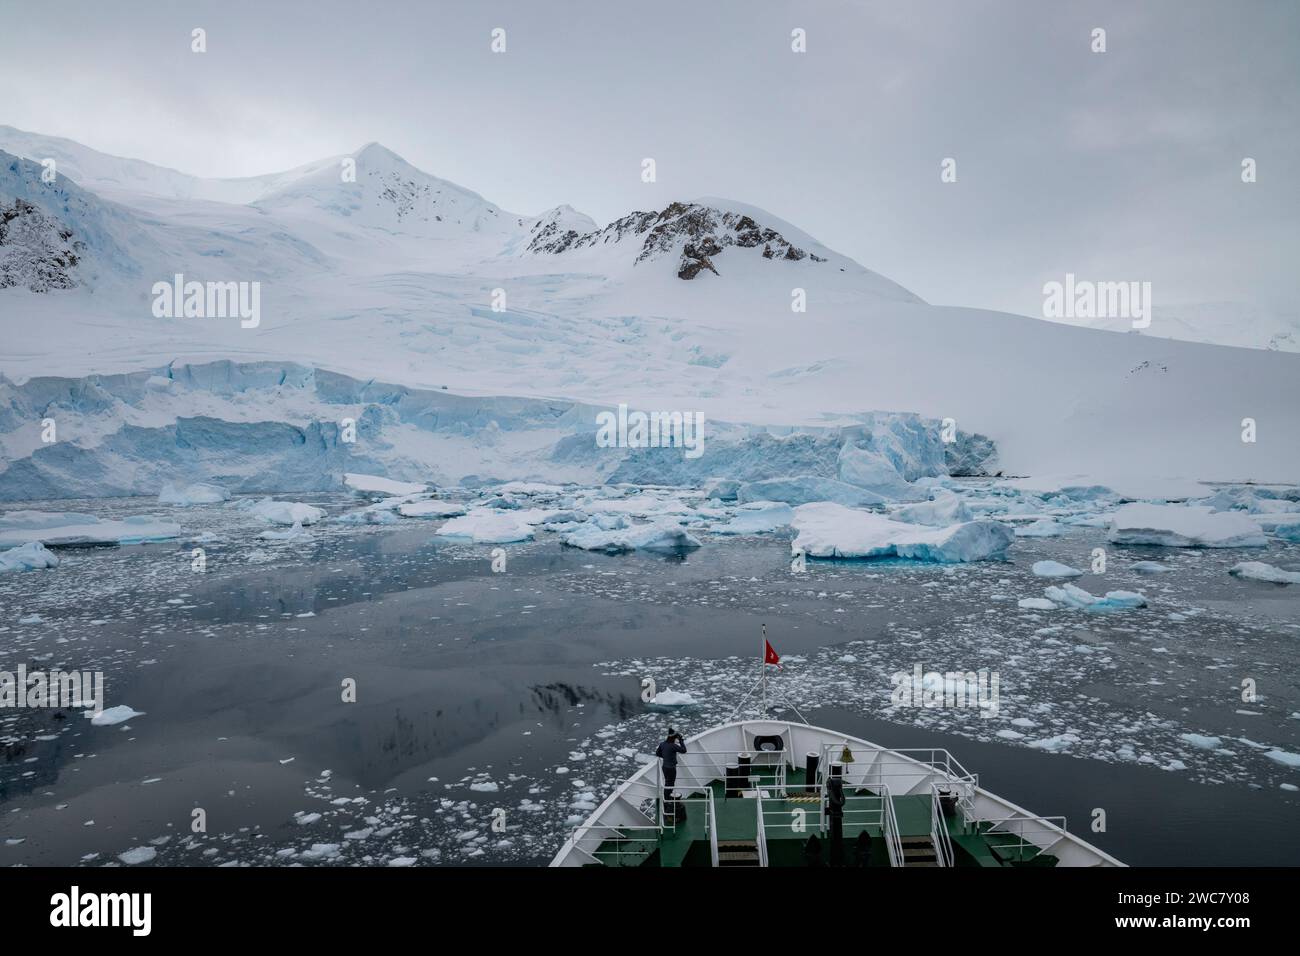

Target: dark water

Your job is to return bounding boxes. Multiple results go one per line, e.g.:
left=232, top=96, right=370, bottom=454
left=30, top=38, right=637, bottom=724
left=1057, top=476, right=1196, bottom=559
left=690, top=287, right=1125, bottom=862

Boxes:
left=2, top=496, right=1298, bottom=866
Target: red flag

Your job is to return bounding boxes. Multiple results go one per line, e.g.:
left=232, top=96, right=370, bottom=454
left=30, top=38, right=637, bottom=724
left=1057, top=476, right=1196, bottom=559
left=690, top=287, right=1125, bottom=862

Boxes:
left=764, top=639, right=782, bottom=670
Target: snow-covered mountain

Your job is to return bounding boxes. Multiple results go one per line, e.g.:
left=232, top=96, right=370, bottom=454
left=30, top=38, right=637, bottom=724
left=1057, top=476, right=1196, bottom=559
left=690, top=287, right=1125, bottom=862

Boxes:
left=1044, top=301, right=1300, bottom=354
left=0, top=125, right=1297, bottom=498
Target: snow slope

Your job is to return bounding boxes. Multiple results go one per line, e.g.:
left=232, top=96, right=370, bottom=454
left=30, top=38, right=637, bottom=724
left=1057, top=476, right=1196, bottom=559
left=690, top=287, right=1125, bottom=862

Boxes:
left=0, top=126, right=1297, bottom=495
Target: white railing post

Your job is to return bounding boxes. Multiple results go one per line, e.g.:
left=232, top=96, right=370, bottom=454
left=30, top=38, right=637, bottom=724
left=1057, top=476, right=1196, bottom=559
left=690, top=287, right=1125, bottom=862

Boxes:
left=755, top=794, right=769, bottom=867
left=708, top=789, right=719, bottom=867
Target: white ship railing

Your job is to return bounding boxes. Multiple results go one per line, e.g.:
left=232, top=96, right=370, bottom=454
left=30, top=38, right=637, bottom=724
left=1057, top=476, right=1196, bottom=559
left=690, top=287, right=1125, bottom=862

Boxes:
left=755, top=794, right=769, bottom=867
left=707, top=789, right=719, bottom=867
left=978, top=814, right=1068, bottom=862
left=930, top=783, right=955, bottom=867
left=881, top=785, right=904, bottom=867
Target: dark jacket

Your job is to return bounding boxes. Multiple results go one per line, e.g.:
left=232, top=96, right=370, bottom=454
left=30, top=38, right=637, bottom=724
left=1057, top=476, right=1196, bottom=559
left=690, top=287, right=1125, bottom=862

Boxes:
left=655, top=737, right=687, bottom=768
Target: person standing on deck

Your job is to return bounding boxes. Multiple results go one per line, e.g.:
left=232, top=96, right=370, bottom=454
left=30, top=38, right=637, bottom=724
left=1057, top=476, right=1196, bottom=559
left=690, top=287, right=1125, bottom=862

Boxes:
left=655, top=729, right=687, bottom=799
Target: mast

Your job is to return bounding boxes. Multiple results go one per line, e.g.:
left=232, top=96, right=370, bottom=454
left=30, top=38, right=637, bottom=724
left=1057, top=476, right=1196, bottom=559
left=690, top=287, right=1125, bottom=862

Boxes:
left=761, top=623, right=767, bottom=716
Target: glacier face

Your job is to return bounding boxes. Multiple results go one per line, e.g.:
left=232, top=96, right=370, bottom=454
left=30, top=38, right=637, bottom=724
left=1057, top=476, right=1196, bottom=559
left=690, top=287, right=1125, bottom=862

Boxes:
left=0, top=360, right=996, bottom=502
left=0, top=128, right=1296, bottom=490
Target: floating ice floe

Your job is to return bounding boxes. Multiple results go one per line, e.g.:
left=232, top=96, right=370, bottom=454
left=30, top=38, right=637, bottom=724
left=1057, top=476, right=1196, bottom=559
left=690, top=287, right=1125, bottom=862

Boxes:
left=246, top=498, right=326, bottom=526
left=1018, top=598, right=1058, bottom=611
left=158, top=481, right=228, bottom=505
left=260, top=522, right=310, bottom=541
left=397, top=499, right=468, bottom=519
left=0, top=541, right=59, bottom=572
left=437, top=510, right=535, bottom=544
left=90, top=705, right=145, bottom=726
left=1179, top=733, right=1222, bottom=750
left=1042, top=583, right=1146, bottom=611
left=1107, top=503, right=1266, bottom=548
left=343, top=472, right=427, bottom=496
left=1130, top=561, right=1172, bottom=574
left=1031, top=560, right=1082, bottom=579
left=711, top=502, right=794, bottom=535
left=117, top=846, right=157, bottom=865
left=0, top=511, right=182, bottom=548
left=791, top=503, right=1014, bottom=562
left=561, top=519, right=702, bottom=553
left=648, top=690, right=698, bottom=707
left=1263, top=749, right=1300, bottom=768
left=1229, top=561, right=1300, bottom=585
left=1254, top=514, right=1300, bottom=542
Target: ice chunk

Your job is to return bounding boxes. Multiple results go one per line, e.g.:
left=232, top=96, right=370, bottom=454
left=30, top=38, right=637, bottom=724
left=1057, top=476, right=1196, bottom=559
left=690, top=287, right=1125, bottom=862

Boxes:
left=437, top=510, right=535, bottom=544
left=0, top=511, right=181, bottom=547
left=1107, top=504, right=1266, bottom=548
left=1043, top=583, right=1146, bottom=610
left=704, top=478, right=741, bottom=501
left=791, top=502, right=1014, bottom=562
left=561, top=519, right=702, bottom=553
left=260, top=522, right=310, bottom=540
left=90, top=705, right=145, bottom=726
left=1179, top=733, right=1222, bottom=750
left=712, top=502, right=794, bottom=535
left=1018, top=598, right=1058, bottom=610
left=891, top=493, right=973, bottom=527
left=0, top=541, right=59, bottom=572
left=737, top=476, right=886, bottom=508
left=117, top=846, right=157, bottom=865
left=648, top=690, right=698, bottom=707
left=1229, top=561, right=1300, bottom=584
left=1130, top=561, right=1172, bottom=573
left=158, top=481, right=228, bottom=505
left=1263, top=749, right=1300, bottom=768
left=1031, top=560, right=1082, bottom=579
left=343, top=473, right=427, bottom=496
left=398, top=499, right=468, bottom=518
left=246, top=498, right=326, bottom=526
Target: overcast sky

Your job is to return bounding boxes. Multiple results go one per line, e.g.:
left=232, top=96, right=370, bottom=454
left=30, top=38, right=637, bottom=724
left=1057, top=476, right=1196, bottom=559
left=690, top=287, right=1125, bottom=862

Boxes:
left=2, top=0, right=1296, bottom=317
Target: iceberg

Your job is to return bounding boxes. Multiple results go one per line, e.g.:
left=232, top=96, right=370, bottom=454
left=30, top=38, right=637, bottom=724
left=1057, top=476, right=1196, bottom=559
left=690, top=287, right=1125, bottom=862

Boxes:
left=1107, top=504, right=1266, bottom=548
left=398, top=499, right=468, bottom=518
left=561, top=519, right=702, bottom=553
left=712, top=502, right=794, bottom=535
left=436, top=510, right=535, bottom=544
left=0, top=511, right=181, bottom=547
left=790, top=502, right=1014, bottom=562
left=343, top=473, right=427, bottom=496
left=1043, top=583, right=1147, bottom=611
left=246, top=498, right=326, bottom=526
left=158, top=481, right=228, bottom=505
left=1031, top=560, right=1083, bottom=579
left=0, top=540, right=60, bottom=572
left=1229, top=561, right=1300, bottom=585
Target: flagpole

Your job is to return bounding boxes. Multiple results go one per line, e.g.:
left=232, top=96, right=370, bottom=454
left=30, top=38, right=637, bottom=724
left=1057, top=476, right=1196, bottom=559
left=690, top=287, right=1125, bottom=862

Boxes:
left=761, top=623, right=767, bottom=716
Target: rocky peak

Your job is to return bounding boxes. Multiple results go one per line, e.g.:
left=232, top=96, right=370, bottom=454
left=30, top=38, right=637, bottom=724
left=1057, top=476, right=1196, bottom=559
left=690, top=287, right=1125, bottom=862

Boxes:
left=0, top=197, right=84, bottom=292
left=526, top=200, right=827, bottom=279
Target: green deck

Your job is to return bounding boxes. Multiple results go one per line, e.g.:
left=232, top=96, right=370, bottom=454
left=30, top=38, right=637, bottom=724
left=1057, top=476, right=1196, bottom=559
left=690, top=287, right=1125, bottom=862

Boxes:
left=589, top=768, right=1059, bottom=868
